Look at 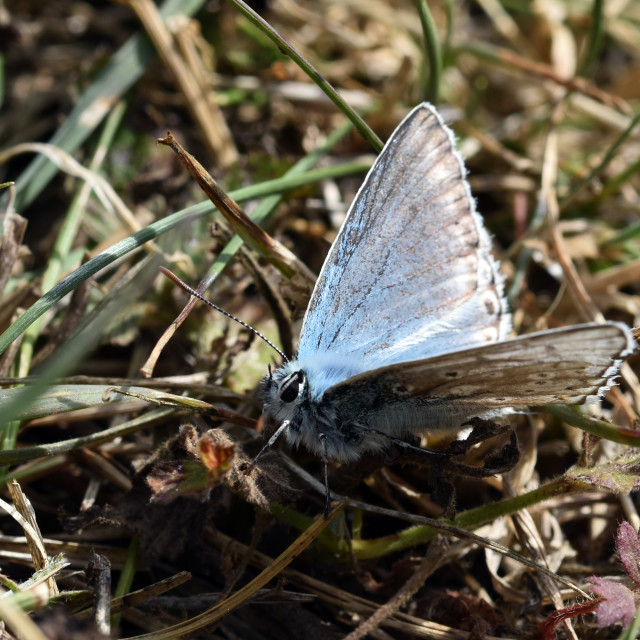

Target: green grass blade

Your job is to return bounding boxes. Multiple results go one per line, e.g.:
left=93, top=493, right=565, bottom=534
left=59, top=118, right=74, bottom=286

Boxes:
left=12, top=0, right=206, bottom=211
left=415, top=0, right=442, bottom=104
left=227, top=0, right=382, bottom=152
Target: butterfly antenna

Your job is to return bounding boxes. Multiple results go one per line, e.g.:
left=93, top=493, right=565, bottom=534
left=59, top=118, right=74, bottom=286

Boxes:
left=160, top=267, right=289, bottom=362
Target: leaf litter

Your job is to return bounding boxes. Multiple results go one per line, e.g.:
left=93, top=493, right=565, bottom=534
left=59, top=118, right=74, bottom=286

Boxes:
left=1, top=0, right=640, bottom=638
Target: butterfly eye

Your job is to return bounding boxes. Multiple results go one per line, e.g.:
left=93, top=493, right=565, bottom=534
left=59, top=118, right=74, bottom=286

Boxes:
left=280, top=371, right=304, bottom=403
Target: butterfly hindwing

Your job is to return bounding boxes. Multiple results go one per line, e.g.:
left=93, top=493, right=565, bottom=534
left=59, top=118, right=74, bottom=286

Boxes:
left=321, top=323, right=635, bottom=434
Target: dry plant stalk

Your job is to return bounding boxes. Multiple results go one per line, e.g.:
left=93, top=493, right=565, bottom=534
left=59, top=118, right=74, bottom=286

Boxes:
left=127, top=0, right=238, bottom=167
left=6, top=480, right=58, bottom=595
left=157, top=131, right=316, bottom=284
left=343, top=536, right=450, bottom=640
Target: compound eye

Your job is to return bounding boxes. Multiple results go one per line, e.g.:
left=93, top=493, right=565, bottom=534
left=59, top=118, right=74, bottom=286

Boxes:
left=280, top=371, right=304, bottom=403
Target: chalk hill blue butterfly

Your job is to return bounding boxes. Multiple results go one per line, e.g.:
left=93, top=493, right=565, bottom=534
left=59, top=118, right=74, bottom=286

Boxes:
left=259, top=103, right=635, bottom=467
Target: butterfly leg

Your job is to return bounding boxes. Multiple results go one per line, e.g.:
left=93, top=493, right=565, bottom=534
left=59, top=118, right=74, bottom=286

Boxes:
left=247, top=419, right=290, bottom=471
left=319, top=432, right=331, bottom=519
left=359, top=425, right=451, bottom=460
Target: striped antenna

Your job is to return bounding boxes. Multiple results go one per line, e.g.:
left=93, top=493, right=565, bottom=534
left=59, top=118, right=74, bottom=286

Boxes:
left=159, top=267, right=289, bottom=363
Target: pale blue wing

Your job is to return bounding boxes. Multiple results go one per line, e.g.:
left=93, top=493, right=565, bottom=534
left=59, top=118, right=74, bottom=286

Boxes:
left=297, top=103, right=511, bottom=374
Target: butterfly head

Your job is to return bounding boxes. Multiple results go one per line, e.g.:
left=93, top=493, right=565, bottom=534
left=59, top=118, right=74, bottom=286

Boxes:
left=259, top=354, right=375, bottom=461
left=260, top=361, right=310, bottom=433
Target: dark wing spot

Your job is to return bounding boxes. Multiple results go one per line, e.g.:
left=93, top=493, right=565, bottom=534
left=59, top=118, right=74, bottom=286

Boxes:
left=393, top=384, right=411, bottom=394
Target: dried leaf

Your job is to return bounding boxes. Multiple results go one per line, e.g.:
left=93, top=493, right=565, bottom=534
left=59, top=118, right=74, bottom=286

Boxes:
left=146, top=429, right=234, bottom=504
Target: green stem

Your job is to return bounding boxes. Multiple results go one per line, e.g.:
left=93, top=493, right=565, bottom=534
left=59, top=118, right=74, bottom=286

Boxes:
left=351, top=478, right=571, bottom=560
left=543, top=404, right=640, bottom=446
left=578, top=0, right=605, bottom=77
left=227, top=0, right=382, bottom=152
left=415, top=0, right=441, bottom=104
left=562, top=110, right=640, bottom=210
left=111, top=537, right=140, bottom=629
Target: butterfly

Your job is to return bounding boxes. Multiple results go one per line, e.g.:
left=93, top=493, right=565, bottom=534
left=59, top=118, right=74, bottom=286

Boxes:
left=259, top=103, right=635, bottom=476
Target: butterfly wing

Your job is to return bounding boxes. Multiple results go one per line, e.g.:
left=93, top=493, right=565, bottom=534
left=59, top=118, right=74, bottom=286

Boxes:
left=321, top=323, right=635, bottom=434
left=297, top=103, right=511, bottom=369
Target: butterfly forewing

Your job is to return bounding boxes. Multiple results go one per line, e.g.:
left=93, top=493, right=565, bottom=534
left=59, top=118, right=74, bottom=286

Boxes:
left=322, top=323, right=635, bottom=434
left=297, top=104, right=511, bottom=369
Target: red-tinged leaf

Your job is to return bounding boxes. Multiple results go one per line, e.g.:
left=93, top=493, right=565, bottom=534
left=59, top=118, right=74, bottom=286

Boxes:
left=588, top=576, right=638, bottom=627
left=538, top=599, right=600, bottom=640
left=617, top=521, right=640, bottom=587
left=198, top=434, right=234, bottom=474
